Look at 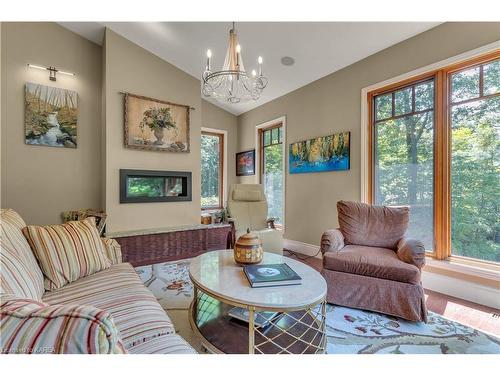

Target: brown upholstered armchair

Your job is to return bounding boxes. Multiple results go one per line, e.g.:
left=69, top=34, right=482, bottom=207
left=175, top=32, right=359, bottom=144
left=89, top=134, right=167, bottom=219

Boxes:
left=320, top=201, right=428, bottom=322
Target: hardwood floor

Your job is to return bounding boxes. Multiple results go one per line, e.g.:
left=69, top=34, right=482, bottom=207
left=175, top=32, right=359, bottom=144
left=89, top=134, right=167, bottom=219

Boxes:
left=284, top=250, right=500, bottom=337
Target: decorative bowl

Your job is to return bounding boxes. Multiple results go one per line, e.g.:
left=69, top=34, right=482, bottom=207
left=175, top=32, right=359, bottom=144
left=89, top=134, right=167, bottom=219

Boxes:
left=234, top=229, right=263, bottom=265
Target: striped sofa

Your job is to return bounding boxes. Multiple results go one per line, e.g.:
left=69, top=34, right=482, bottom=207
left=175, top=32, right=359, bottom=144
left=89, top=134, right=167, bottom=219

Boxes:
left=0, top=209, right=195, bottom=354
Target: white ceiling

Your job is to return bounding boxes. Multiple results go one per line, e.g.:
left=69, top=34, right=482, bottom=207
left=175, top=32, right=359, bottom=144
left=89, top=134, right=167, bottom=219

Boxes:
left=59, top=22, right=440, bottom=115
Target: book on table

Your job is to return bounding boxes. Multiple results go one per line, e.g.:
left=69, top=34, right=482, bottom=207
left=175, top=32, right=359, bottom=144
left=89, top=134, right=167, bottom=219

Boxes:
left=243, top=263, right=302, bottom=288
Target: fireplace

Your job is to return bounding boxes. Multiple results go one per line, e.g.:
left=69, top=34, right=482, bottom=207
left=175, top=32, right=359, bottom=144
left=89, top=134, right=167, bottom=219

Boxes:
left=120, top=169, right=192, bottom=203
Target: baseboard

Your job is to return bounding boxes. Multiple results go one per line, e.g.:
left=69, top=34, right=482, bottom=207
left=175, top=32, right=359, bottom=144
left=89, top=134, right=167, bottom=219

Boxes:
left=284, top=239, right=322, bottom=259
left=421, top=270, right=500, bottom=310
left=284, top=239, right=499, bottom=310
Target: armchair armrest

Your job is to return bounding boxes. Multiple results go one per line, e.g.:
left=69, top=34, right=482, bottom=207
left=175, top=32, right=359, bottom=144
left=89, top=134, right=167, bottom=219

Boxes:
left=321, top=229, right=345, bottom=254
left=0, top=298, right=126, bottom=354
left=397, top=237, right=426, bottom=269
left=101, top=238, right=122, bottom=265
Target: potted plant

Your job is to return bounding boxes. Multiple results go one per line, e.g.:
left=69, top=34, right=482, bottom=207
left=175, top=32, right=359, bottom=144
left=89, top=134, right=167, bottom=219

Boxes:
left=140, top=107, right=176, bottom=145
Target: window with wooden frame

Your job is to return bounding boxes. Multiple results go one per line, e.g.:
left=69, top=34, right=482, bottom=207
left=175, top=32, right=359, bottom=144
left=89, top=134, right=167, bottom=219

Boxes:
left=201, top=131, right=224, bottom=209
left=367, top=51, right=499, bottom=264
left=259, top=123, right=284, bottom=226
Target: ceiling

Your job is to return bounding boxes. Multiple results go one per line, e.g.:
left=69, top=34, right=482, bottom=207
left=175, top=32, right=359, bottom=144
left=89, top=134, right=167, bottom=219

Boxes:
left=59, top=22, right=441, bottom=115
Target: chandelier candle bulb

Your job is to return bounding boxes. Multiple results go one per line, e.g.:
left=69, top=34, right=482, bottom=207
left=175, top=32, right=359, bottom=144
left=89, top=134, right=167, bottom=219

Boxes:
left=206, top=49, right=212, bottom=71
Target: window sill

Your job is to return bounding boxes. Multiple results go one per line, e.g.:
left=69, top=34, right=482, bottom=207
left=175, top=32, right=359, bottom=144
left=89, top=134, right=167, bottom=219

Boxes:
left=423, top=257, right=500, bottom=288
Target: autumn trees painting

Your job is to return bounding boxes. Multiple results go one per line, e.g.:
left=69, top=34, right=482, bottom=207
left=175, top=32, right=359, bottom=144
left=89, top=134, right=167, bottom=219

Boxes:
left=25, top=82, right=78, bottom=148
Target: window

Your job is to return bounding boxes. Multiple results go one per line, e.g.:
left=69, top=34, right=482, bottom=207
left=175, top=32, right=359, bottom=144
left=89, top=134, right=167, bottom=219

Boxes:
left=368, top=51, right=500, bottom=264
left=260, top=124, right=284, bottom=226
left=450, top=60, right=499, bottom=262
left=201, top=131, right=224, bottom=209
left=373, top=79, right=435, bottom=250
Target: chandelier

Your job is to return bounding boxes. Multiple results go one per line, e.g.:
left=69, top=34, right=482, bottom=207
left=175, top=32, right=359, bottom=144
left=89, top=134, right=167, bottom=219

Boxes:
left=202, top=22, right=268, bottom=104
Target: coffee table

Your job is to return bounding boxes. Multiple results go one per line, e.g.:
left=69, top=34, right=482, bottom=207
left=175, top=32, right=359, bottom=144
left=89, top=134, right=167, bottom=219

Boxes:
left=188, top=249, right=327, bottom=354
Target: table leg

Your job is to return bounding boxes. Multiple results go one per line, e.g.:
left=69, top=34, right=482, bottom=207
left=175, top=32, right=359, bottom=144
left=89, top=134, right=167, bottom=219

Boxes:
left=248, top=306, right=255, bottom=354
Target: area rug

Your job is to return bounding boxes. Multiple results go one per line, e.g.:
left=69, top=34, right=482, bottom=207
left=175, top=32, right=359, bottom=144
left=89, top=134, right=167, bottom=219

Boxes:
left=135, top=260, right=500, bottom=354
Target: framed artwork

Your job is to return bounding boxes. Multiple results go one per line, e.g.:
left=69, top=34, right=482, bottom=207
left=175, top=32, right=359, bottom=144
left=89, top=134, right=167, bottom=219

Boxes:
left=61, top=209, right=108, bottom=236
left=25, top=82, right=78, bottom=148
left=236, top=149, right=256, bottom=176
left=124, top=93, right=190, bottom=152
left=289, top=131, right=350, bottom=174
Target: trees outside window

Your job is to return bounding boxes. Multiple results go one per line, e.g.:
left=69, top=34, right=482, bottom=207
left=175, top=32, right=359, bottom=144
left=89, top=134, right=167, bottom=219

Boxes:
left=261, top=125, right=284, bottom=226
left=369, top=53, right=499, bottom=264
left=201, top=131, right=223, bottom=209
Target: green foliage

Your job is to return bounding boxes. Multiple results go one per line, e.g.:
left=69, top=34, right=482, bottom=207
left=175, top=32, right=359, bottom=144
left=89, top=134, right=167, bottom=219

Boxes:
left=264, top=143, right=283, bottom=223
left=128, top=177, right=166, bottom=197
left=201, top=134, right=220, bottom=207
left=375, top=65, right=499, bottom=262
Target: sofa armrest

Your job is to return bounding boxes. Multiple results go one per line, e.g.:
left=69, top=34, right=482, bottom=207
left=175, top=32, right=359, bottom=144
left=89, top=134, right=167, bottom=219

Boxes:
left=102, top=238, right=122, bottom=265
left=0, top=298, right=126, bottom=354
left=321, top=229, right=345, bottom=254
left=397, top=238, right=426, bottom=269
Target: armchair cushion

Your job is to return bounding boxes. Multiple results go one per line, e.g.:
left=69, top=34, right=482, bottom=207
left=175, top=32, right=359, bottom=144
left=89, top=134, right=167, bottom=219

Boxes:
left=0, top=297, right=126, bottom=354
left=321, top=229, right=345, bottom=253
left=337, top=200, right=409, bottom=250
left=232, top=189, right=263, bottom=202
left=397, top=238, right=426, bottom=269
left=323, top=245, right=420, bottom=284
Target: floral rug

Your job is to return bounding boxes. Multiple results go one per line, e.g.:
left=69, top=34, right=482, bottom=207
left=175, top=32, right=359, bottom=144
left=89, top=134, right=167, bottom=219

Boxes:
left=135, top=260, right=500, bottom=354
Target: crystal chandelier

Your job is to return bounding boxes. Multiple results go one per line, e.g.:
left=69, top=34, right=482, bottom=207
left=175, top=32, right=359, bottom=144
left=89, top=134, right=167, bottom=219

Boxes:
left=202, top=22, right=268, bottom=104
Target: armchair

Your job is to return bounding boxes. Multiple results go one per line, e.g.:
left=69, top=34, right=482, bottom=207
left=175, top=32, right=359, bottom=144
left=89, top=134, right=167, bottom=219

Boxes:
left=320, top=201, right=427, bottom=322
left=227, top=184, right=283, bottom=255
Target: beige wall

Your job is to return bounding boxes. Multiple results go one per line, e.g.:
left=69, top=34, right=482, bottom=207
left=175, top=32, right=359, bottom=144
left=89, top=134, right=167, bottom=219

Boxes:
left=103, top=29, right=202, bottom=233
left=1, top=22, right=102, bottom=225
left=237, top=22, right=500, bottom=245
left=201, top=99, right=238, bottom=200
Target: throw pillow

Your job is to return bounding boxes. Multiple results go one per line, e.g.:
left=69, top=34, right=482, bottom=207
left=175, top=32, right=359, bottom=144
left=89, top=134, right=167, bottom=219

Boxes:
left=22, top=217, right=111, bottom=291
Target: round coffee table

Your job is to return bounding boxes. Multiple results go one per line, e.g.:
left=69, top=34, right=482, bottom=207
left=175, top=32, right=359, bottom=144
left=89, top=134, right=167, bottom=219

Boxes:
left=188, top=250, right=327, bottom=354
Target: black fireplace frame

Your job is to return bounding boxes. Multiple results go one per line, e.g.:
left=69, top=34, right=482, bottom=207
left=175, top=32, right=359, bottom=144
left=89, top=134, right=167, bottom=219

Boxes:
left=120, top=169, right=192, bottom=204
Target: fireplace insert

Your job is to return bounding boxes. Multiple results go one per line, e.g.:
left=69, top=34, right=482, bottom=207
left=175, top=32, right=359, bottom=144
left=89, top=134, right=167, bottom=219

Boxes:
left=120, top=169, right=192, bottom=203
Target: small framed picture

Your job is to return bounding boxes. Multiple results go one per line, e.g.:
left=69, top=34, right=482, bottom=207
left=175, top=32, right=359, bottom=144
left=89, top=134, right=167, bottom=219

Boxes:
left=236, top=149, right=256, bottom=176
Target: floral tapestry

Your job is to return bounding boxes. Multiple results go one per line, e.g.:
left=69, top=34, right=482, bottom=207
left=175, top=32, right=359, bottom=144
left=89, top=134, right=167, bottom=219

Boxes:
left=124, top=93, right=190, bottom=152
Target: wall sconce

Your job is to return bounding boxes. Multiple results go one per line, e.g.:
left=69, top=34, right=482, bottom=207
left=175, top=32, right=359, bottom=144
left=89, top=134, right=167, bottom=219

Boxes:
left=27, top=64, right=76, bottom=81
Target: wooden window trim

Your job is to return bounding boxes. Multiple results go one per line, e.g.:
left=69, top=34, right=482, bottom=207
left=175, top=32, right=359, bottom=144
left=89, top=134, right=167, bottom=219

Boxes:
left=258, top=122, right=283, bottom=184
left=367, top=50, right=500, bottom=264
left=201, top=131, right=224, bottom=210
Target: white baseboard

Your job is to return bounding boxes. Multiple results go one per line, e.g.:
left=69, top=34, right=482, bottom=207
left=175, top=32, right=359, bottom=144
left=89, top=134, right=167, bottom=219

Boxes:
left=284, top=239, right=499, bottom=310
left=421, top=271, right=500, bottom=310
left=284, top=239, right=322, bottom=259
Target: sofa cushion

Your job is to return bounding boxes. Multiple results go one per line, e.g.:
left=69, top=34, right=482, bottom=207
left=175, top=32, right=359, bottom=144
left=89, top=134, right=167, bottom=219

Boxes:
left=128, top=333, right=196, bottom=354
left=337, top=201, right=409, bottom=250
left=1, top=209, right=27, bottom=229
left=0, top=213, right=44, bottom=300
left=42, top=263, right=176, bottom=350
left=22, top=217, right=111, bottom=291
left=0, top=297, right=126, bottom=354
left=323, top=245, right=420, bottom=284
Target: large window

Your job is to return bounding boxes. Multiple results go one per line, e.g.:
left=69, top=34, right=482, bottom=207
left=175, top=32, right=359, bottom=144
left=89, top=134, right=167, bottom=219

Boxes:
left=450, top=60, right=499, bottom=262
left=260, top=124, right=284, bottom=226
left=368, top=51, right=499, bottom=264
left=201, top=131, right=223, bottom=209
left=373, top=79, right=435, bottom=250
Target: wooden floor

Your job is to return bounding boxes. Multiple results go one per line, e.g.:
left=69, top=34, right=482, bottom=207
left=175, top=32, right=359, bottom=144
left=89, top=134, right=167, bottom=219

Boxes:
left=284, top=251, right=500, bottom=336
